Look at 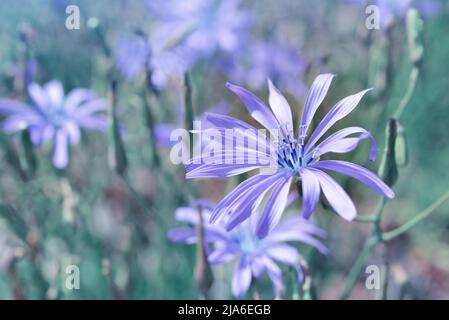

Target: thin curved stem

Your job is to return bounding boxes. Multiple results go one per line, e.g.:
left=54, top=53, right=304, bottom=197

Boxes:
left=340, top=236, right=379, bottom=300
left=340, top=197, right=385, bottom=299
left=382, top=189, right=449, bottom=241
left=394, top=66, right=419, bottom=120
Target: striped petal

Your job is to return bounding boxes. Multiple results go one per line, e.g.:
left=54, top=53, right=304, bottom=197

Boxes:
left=300, top=167, right=321, bottom=219
left=309, top=168, right=356, bottom=221
left=305, top=88, right=371, bottom=152
left=226, top=82, right=279, bottom=130
left=256, top=174, right=293, bottom=238
left=311, top=160, right=395, bottom=199
left=298, top=73, right=335, bottom=144
left=267, top=78, right=293, bottom=132
left=310, top=126, right=377, bottom=161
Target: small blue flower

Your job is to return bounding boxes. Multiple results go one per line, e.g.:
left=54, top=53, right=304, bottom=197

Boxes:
left=168, top=198, right=327, bottom=298
left=0, top=81, right=107, bottom=168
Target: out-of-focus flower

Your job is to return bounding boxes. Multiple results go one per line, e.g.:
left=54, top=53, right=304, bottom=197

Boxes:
left=149, top=0, right=249, bottom=59
left=168, top=199, right=327, bottom=298
left=186, top=74, right=395, bottom=238
left=349, top=0, right=442, bottom=27
left=114, top=33, right=191, bottom=89
left=224, top=42, right=308, bottom=99
left=0, top=81, right=107, bottom=168
left=116, top=0, right=248, bottom=88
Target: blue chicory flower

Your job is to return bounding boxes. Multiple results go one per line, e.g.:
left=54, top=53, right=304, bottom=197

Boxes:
left=114, top=33, right=191, bottom=89
left=168, top=198, right=327, bottom=298
left=185, top=74, right=395, bottom=238
left=0, top=81, right=108, bottom=168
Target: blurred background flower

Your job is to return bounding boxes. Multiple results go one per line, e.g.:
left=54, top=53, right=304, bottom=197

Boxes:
left=169, top=200, right=327, bottom=297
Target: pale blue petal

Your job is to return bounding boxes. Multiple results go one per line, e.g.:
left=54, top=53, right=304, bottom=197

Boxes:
left=256, top=174, right=293, bottom=238
left=298, top=73, right=335, bottom=144
left=267, top=78, right=293, bottom=132
left=309, top=168, right=356, bottom=221
left=300, top=167, right=321, bottom=219
left=310, top=126, right=376, bottom=161
left=311, top=160, right=395, bottom=199
left=226, top=82, right=279, bottom=130
left=232, top=257, right=252, bottom=298
left=305, top=88, right=371, bottom=152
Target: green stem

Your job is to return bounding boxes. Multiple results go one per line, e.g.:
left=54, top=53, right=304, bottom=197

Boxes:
left=393, top=66, right=419, bottom=120
left=143, top=72, right=160, bottom=167
left=297, top=255, right=313, bottom=300
left=340, top=197, right=385, bottom=299
left=340, top=236, right=379, bottom=300
left=382, top=189, right=449, bottom=241
left=289, top=266, right=300, bottom=300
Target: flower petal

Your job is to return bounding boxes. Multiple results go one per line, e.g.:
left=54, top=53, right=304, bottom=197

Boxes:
left=208, top=247, right=236, bottom=265
left=256, top=175, right=293, bottom=238
left=52, top=129, right=69, bottom=169
left=311, top=160, right=395, bottom=199
left=305, top=88, right=371, bottom=152
left=226, top=82, right=279, bottom=130
left=167, top=228, right=196, bottom=244
left=44, top=81, right=65, bottom=109
left=64, top=89, right=96, bottom=112
left=28, top=83, right=50, bottom=112
left=0, top=99, right=33, bottom=115
left=232, top=257, right=252, bottom=298
left=266, top=217, right=328, bottom=254
left=267, top=78, right=293, bottom=132
left=300, top=167, right=321, bottom=219
left=211, top=172, right=285, bottom=226
left=209, top=173, right=276, bottom=223
left=64, top=121, right=81, bottom=145
left=310, top=168, right=356, bottom=221
left=175, top=206, right=202, bottom=224
left=260, top=256, right=283, bottom=295
left=186, top=163, right=266, bottom=179
left=265, top=244, right=299, bottom=265
left=75, top=99, right=108, bottom=117
left=310, top=126, right=376, bottom=161
left=298, top=73, right=335, bottom=143
left=77, top=116, right=108, bottom=131
left=205, top=113, right=275, bottom=152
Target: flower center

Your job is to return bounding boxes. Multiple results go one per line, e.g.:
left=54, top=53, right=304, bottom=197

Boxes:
left=275, top=127, right=314, bottom=173
left=46, top=108, right=67, bottom=128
